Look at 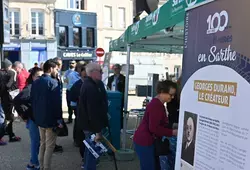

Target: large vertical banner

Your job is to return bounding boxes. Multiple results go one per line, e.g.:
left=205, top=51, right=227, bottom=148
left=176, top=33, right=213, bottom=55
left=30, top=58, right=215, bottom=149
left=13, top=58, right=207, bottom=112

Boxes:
left=176, top=0, right=250, bottom=170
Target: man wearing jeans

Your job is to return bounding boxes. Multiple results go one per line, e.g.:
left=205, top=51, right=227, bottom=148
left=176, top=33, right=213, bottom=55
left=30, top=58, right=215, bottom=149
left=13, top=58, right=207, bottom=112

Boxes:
left=31, top=60, right=63, bottom=170
left=77, top=63, right=109, bottom=170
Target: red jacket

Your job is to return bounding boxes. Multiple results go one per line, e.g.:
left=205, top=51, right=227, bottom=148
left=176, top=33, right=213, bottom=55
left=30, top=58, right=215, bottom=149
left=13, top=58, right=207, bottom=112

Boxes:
left=17, top=69, right=30, bottom=91
left=133, top=98, right=173, bottom=146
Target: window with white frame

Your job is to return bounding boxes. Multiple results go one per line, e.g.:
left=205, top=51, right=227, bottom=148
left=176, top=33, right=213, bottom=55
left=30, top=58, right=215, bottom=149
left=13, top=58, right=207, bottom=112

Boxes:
left=69, top=0, right=86, bottom=10
left=104, top=6, right=112, bottom=28
left=104, top=37, right=112, bottom=52
left=118, top=7, right=126, bottom=28
left=9, top=9, right=20, bottom=36
left=31, top=10, right=44, bottom=36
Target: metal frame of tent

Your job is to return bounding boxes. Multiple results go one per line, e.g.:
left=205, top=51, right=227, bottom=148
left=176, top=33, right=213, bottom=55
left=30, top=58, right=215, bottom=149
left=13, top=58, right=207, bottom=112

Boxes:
left=108, top=0, right=208, bottom=150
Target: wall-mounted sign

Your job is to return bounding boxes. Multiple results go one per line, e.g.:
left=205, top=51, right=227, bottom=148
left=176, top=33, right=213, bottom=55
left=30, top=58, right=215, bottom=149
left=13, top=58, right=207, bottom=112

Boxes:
left=96, top=48, right=105, bottom=57
left=3, top=43, right=20, bottom=51
left=0, top=0, right=10, bottom=44
left=72, top=13, right=81, bottom=26
left=62, top=51, right=93, bottom=58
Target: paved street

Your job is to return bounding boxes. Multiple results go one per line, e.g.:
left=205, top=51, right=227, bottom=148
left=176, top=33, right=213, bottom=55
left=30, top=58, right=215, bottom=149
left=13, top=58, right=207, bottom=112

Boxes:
left=0, top=95, right=144, bottom=170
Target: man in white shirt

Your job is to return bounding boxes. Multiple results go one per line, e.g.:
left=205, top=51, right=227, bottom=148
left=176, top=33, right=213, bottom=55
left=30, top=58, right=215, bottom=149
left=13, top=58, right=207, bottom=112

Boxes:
left=64, top=60, right=77, bottom=124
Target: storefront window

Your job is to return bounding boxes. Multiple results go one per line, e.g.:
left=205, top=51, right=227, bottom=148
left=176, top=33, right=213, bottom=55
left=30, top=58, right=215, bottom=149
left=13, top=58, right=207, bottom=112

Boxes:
left=73, top=27, right=82, bottom=47
left=59, top=26, right=68, bottom=47
left=9, top=9, right=20, bottom=36
left=86, top=28, right=94, bottom=48
left=31, top=10, right=44, bottom=36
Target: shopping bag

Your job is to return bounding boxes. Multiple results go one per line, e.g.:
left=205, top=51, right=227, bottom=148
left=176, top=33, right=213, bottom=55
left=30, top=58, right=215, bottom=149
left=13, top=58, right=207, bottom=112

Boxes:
left=159, top=137, right=177, bottom=170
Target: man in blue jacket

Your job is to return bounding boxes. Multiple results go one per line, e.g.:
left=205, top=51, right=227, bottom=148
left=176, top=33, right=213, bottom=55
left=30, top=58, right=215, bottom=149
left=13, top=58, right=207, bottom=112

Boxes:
left=31, top=59, right=63, bottom=170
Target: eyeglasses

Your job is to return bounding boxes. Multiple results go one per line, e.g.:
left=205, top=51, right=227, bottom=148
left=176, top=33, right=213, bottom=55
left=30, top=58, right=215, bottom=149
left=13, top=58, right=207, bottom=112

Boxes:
left=92, top=69, right=103, bottom=74
left=168, top=93, right=175, bottom=97
left=70, top=63, right=76, bottom=65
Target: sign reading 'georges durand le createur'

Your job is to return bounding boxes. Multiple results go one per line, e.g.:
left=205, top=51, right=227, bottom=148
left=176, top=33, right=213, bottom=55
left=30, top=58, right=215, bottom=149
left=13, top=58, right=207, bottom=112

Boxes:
left=176, top=0, right=250, bottom=170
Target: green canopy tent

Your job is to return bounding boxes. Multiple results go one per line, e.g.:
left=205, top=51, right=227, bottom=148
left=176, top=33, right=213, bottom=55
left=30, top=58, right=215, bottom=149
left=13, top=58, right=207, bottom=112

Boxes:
left=109, top=0, right=208, bottom=150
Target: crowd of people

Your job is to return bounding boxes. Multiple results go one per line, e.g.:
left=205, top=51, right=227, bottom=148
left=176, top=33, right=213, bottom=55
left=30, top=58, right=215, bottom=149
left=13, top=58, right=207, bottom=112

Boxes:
left=0, top=56, right=181, bottom=170
left=0, top=58, right=113, bottom=170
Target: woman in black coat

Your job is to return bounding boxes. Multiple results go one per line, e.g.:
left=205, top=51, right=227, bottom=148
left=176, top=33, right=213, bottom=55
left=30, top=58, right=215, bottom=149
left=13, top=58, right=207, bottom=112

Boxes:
left=70, top=66, right=86, bottom=167
left=14, top=67, right=43, bottom=170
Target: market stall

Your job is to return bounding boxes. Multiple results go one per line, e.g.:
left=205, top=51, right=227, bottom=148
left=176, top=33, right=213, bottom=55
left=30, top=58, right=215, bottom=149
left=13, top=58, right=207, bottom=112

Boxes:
left=109, top=0, right=208, bottom=150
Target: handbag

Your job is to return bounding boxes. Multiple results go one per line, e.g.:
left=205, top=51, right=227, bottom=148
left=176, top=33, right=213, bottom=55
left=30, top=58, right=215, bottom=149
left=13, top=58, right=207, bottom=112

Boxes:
left=54, top=121, right=68, bottom=137
left=154, top=137, right=170, bottom=156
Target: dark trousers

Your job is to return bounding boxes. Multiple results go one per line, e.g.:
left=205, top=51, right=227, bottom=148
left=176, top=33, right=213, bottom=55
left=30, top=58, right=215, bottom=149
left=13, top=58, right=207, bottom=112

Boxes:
left=66, top=90, right=74, bottom=121
left=0, top=124, right=5, bottom=139
left=73, top=109, right=78, bottom=141
left=1, top=96, right=15, bottom=139
left=79, top=131, right=86, bottom=158
left=74, top=108, right=85, bottom=157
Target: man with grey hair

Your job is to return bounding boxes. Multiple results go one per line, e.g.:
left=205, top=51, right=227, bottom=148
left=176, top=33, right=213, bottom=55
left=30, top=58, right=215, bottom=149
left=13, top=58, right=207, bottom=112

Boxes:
left=77, top=62, right=108, bottom=169
left=13, top=61, right=30, bottom=91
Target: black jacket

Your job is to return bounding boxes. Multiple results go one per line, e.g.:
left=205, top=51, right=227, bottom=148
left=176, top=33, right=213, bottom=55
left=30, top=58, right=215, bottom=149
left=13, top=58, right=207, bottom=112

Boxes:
left=167, top=95, right=180, bottom=126
left=0, top=69, right=17, bottom=97
left=77, top=77, right=108, bottom=133
left=107, top=74, right=125, bottom=94
left=13, top=84, right=33, bottom=121
left=181, top=141, right=195, bottom=166
left=70, top=79, right=83, bottom=104
left=0, top=69, right=18, bottom=120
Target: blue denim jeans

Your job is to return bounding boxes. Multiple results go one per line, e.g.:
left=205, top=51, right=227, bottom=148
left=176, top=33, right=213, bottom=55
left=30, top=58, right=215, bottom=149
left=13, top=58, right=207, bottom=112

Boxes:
left=0, top=104, right=5, bottom=139
left=84, top=131, right=97, bottom=170
left=0, top=104, right=4, bottom=125
left=26, top=119, right=40, bottom=166
left=134, top=142, right=156, bottom=170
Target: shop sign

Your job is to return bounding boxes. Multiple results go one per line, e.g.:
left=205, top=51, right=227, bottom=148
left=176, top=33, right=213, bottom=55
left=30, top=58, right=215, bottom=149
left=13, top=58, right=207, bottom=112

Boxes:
left=62, top=51, right=93, bottom=58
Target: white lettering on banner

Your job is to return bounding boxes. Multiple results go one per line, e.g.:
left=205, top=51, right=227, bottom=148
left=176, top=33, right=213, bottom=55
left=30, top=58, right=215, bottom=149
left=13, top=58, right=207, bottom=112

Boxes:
left=172, top=0, right=184, bottom=7
left=198, top=45, right=237, bottom=63
left=184, top=12, right=189, bottom=49
left=145, top=9, right=160, bottom=26
left=186, top=0, right=197, bottom=7
left=207, top=11, right=229, bottom=34
left=131, top=22, right=139, bottom=35
left=62, top=52, right=92, bottom=58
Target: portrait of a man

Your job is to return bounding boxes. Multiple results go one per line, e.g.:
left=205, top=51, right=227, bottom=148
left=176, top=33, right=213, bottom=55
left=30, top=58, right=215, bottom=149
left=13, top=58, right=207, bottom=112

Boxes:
left=181, top=112, right=197, bottom=166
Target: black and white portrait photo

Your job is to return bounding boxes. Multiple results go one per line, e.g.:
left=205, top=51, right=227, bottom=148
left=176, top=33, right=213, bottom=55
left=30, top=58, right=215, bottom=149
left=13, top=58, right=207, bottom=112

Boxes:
left=181, top=111, right=197, bottom=166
